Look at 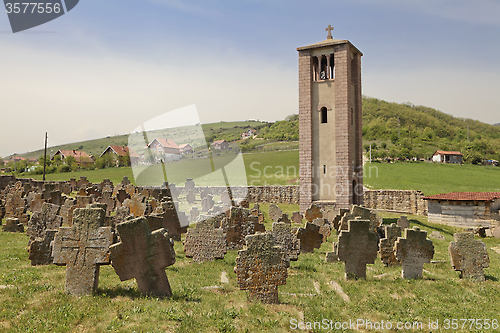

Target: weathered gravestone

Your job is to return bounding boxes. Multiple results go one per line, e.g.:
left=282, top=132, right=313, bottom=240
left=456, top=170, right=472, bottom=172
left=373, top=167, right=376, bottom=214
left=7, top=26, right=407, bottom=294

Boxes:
left=110, top=217, right=176, bottom=297
left=2, top=218, right=24, bottom=232
left=29, top=193, right=44, bottom=213
left=185, top=190, right=196, bottom=205
left=296, top=222, right=323, bottom=253
left=121, top=176, right=131, bottom=186
left=29, top=230, right=57, bottom=266
left=52, top=208, right=113, bottom=295
left=235, top=233, right=289, bottom=304
left=148, top=201, right=186, bottom=241
left=115, top=189, right=130, bottom=206
left=325, top=242, right=340, bottom=263
left=123, top=193, right=147, bottom=217
left=49, top=190, right=62, bottom=207
left=268, top=204, right=282, bottom=222
left=322, top=207, right=337, bottom=225
left=271, top=222, right=300, bottom=261
left=395, top=227, right=434, bottom=279
left=337, top=218, right=378, bottom=280
left=449, top=233, right=489, bottom=282
left=222, top=207, right=265, bottom=250
left=379, top=223, right=402, bottom=266
left=397, top=216, right=410, bottom=231
left=190, top=207, right=200, bottom=223
left=184, top=216, right=227, bottom=263
left=305, top=204, right=322, bottom=222
left=201, top=195, right=214, bottom=213
left=185, top=178, right=195, bottom=191
left=429, top=231, right=445, bottom=240
left=99, top=190, right=116, bottom=216
left=60, top=198, right=75, bottom=225
left=26, top=203, right=63, bottom=243
left=313, top=218, right=331, bottom=242
left=277, top=213, right=291, bottom=224
left=291, top=212, right=303, bottom=224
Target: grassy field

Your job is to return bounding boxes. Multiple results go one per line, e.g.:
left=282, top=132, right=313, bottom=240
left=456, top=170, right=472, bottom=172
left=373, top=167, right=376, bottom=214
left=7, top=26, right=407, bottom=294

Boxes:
left=2, top=209, right=500, bottom=332
left=363, top=162, right=500, bottom=196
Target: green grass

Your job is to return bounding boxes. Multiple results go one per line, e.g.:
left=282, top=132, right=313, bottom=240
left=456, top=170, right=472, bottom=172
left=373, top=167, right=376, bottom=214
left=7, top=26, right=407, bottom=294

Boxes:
left=364, top=162, right=500, bottom=195
left=2, top=211, right=500, bottom=332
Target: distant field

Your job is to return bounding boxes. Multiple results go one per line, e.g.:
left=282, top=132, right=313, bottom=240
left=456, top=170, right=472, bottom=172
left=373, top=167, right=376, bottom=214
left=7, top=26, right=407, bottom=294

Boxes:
left=363, top=162, right=500, bottom=195
left=27, top=152, right=500, bottom=195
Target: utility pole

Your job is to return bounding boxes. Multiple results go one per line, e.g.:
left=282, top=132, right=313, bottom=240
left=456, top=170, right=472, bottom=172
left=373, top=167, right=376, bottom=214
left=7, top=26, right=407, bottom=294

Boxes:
left=42, top=132, right=48, bottom=181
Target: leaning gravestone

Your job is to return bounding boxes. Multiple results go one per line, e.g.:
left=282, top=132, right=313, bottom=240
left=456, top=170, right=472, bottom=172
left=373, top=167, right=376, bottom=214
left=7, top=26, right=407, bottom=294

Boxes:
left=304, top=204, right=323, bottom=222
left=52, top=208, right=113, bottom=295
left=277, top=213, right=291, bottom=224
left=449, top=233, right=489, bottom=282
left=268, top=204, right=282, bottom=222
left=337, top=218, right=378, bottom=280
left=379, top=223, right=402, bottom=266
left=296, top=222, right=323, bottom=253
left=29, top=230, right=57, bottom=266
left=291, top=212, right=303, bottom=224
left=26, top=203, right=62, bottom=243
left=201, top=195, right=214, bottom=213
left=110, top=217, right=176, bottom=297
left=123, top=193, right=147, bottom=217
left=271, top=222, right=300, bottom=261
left=222, top=207, right=265, bottom=250
left=313, top=218, right=331, bottom=242
left=395, top=227, right=434, bottom=279
left=149, top=201, right=185, bottom=241
left=235, top=233, right=289, bottom=304
left=184, top=216, right=227, bottom=263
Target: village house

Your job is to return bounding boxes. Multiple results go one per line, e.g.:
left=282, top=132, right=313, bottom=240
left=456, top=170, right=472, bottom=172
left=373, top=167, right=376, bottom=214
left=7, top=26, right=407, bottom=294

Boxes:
left=146, top=138, right=181, bottom=163
left=100, top=145, right=140, bottom=166
left=52, top=150, right=93, bottom=167
left=179, top=143, right=193, bottom=154
left=424, top=192, right=500, bottom=228
left=241, top=129, right=257, bottom=139
left=211, top=140, right=229, bottom=150
left=432, top=150, right=463, bottom=164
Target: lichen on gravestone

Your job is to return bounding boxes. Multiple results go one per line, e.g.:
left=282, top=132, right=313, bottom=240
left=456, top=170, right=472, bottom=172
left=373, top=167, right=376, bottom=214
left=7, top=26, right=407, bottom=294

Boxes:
left=449, top=233, right=489, bottom=282
left=296, top=222, right=323, bottom=253
left=395, top=227, right=434, bottom=279
left=184, top=216, right=227, bottom=263
left=271, top=222, right=300, bottom=261
left=379, top=223, right=402, bottom=266
left=235, top=233, right=289, bottom=304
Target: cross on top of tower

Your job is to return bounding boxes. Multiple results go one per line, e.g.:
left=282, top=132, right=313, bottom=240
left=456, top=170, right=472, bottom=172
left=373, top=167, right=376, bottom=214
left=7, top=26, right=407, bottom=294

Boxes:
left=326, top=25, right=334, bottom=39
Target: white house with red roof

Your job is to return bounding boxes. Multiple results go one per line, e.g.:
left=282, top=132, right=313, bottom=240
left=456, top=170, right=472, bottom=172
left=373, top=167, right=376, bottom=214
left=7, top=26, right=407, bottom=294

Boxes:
left=178, top=143, right=193, bottom=154
left=146, top=138, right=181, bottom=163
left=52, top=150, right=93, bottom=166
left=424, top=192, right=500, bottom=227
left=100, top=145, right=140, bottom=166
left=432, top=150, right=463, bottom=164
left=211, top=140, right=229, bottom=150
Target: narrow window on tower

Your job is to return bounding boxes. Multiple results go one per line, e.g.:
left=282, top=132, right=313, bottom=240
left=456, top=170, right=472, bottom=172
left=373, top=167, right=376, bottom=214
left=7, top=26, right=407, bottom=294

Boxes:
left=320, top=56, right=327, bottom=80
left=351, top=108, right=354, bottom=125
left=329, top=54, right=335, bottom=79
left=312, top=57, right=319, bottom=81
left=323, top=165, right=326, bottom=174
left=321, top=107, right=327, bottom=123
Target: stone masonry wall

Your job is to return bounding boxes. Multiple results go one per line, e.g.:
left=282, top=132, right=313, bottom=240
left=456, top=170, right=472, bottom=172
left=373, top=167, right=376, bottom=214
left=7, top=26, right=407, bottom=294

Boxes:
left=363, top=190, right=427, bottom=216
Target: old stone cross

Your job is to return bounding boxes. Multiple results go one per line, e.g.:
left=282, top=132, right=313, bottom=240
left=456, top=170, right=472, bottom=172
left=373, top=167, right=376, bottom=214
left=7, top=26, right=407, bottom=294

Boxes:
left=337, top=218, right=378, bottom=280
left=235, top=233, right=289, bottom=303
left=184, top=216, right=227, bottom=263
left=52, top=208, right=113, bottom=296
left=449, top=232, right=489, bottom=282
left=326, top=25, right=334, bottom=39
left=395, top=227, right=434, bottom=279
left=110, top=217, right=176, bottom=297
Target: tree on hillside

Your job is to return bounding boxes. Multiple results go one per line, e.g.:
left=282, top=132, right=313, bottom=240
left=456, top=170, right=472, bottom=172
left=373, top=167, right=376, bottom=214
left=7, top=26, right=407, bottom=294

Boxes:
left=65, top=155, right=76, bottom=166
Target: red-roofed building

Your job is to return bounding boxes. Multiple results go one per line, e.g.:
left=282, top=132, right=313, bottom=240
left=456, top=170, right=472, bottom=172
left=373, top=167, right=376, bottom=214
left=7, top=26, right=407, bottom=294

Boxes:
left=178, top=143, right=193, bottom=154
left=52, top=150, right=93, bottom=166
left=432, top=151, right=463, bottom=164
left=211, top=140, right=229, bottom=150
left=146, top=138, right=181, bottom=163
left=424, top=192, right=500, bottom=227
left=100, top=145, right=140, bottom=166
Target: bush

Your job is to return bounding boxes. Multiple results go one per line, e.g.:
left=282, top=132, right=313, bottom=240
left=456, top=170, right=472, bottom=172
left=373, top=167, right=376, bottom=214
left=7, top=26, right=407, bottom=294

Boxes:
left=58, top=165, right=72, bottom=173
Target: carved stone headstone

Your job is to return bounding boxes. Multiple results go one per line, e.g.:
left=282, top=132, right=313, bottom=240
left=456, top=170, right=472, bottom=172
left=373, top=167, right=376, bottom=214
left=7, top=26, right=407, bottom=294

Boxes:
left=395, top=227, right=434, bottom=279
left=26, top=203, right=63, bottom=242
left=268, top=204, right=282, bottom=222
left=397, top=216, right=410, bottom=231
left=29, top=230, right=57, bottom=266
left=201, top=195, right=214, bottom=212
left=296, top=222, right=323, bottom=253
left=305, top=204, right=322, bottom=222
left=99, top=190, right=116, bottom=216
left=121, top=176, right=130, bottom=186
left=271, top=222, right=300, bottom=261
left=52, top=208, right=113, bottom=295
left=235, top=233, right=289, bottom=304
left=125, top=184, right=136, bottom=196
left=30, top=193, right=44, bottom=213
left=185, top=190, right=196, bottom=204
left=291, top=212, right=303, bottom=224
left=379, top=223, right=402, bottom=266
left=449, top=233, right=489, bottom=282
left=190, top=207, right=199, bottom=222
left=110, top=217, right=176, bottom=297
left=313, top=218, right=331, bottom=242
left=123, top=193, right=147, bottom=217
left=322, top=207, right=337, bottom=224
left=185, top=178, right=195, bottom=191
left=149, top=201, right=185, bottom=241
left=184, top=216, right=227, bottom=263
left=116, top=189, right=130, bottom=206
left=277, top=213, right=291, bottom=224
left=49, top=190, right=62, bottom=206
left=221, top=207, right=265, bottom=250
left=337, top=219, right=378, bottom=280
left=2, top=218, right=24, bottom=232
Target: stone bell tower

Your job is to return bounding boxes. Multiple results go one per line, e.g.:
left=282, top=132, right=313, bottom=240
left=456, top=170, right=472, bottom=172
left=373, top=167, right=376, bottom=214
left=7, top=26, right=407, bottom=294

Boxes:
left=298, top=26, right=363, bottom=212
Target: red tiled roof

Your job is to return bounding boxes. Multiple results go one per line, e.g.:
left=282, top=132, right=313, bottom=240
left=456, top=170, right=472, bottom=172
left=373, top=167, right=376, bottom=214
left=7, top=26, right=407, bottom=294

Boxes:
left=55, top=150, right=92, bottom=162
left=106, top=145, right=140, bottom=158
left=179, top=144, right=191, bottom=149
left=148, top=138, right=179, bottom=149
left=433, top=150, right=463, bottom=156
left=212, top=140, right=226, bottom=144
left=423, top=192, right=500, bottom=201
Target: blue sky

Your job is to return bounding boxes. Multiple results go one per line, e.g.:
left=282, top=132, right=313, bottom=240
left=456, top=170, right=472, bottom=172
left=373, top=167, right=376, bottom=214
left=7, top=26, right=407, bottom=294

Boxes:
left=1, top=0, right=499, bottom=157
